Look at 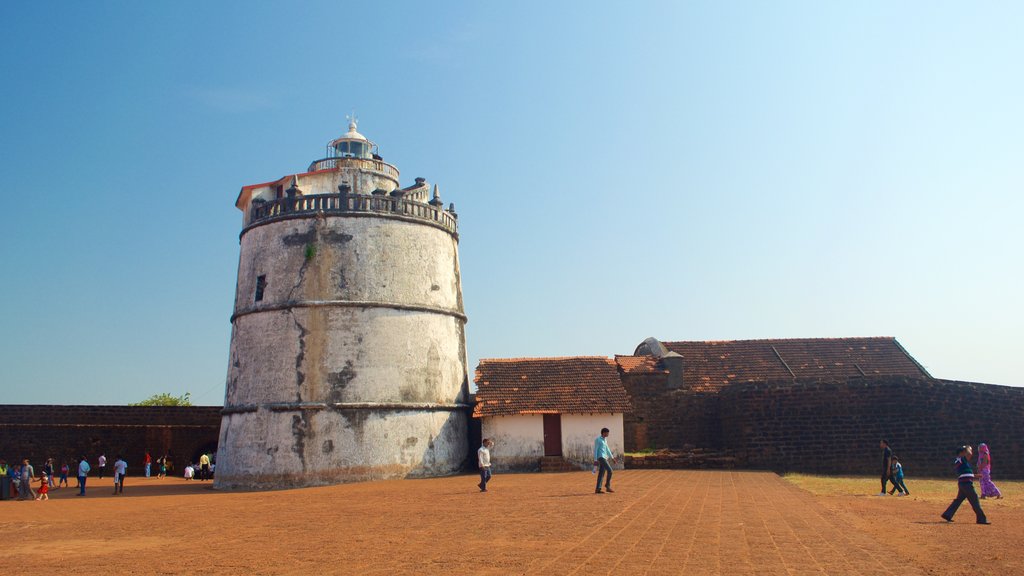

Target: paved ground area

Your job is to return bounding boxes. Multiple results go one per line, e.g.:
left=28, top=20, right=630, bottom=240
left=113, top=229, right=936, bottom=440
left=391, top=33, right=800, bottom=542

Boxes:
left=3, top=470, right=1020, bottom=575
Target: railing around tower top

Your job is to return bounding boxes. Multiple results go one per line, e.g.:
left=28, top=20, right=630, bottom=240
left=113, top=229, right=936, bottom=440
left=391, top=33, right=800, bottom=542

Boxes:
left=307, top=157, right=400, bottom=180
left=247, top=193, right=458, bottom=235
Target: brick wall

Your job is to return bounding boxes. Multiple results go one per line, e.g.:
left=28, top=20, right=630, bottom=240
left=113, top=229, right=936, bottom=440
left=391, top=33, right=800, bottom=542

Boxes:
left=621, top=373, right=721, bottom=452
left=718, top=377, right=1024, bottom=478
left=623, top=374, right=1024, bottom=479
left=0, top=405, right=222, bottom=474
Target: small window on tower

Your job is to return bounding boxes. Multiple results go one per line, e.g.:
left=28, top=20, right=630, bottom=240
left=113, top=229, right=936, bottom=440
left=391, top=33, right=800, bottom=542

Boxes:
left=255, top=275, right=267, bottom=302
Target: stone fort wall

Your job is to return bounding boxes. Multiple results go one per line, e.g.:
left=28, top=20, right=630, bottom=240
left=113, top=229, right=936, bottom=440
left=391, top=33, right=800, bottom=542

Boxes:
left=623, top=375, right=1024, bottom=478
left=0, top=405, right=222, bottom=473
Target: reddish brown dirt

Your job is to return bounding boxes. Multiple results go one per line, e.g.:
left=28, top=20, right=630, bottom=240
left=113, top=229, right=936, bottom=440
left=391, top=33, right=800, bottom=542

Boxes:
left=4, top=470, right=1020, bottom=575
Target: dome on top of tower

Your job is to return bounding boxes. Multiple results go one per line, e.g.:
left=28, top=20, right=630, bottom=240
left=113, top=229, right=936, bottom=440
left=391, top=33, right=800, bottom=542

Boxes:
left=327, top=115, right=375, bottom=159
left=340, top=118, right=366, bottom=141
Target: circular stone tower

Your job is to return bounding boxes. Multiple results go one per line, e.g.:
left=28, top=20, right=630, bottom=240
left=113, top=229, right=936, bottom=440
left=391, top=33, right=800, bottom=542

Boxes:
left=215, top=118, right=469, bottom=490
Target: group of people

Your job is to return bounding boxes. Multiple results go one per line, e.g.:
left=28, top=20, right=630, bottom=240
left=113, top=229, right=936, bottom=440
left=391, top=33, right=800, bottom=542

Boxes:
left=878, top=440, right=910, bottom=496
left=941, top=443, right=1002, bottom=525
left=879, top=439, right=1004, bottom=525
left=0, top=455, right=117, bottom=500
left=476, top=427, right=620, bottom=494
left=1, top=449, right=194, bottom=500
left=183, top=453, right=215, bottom=481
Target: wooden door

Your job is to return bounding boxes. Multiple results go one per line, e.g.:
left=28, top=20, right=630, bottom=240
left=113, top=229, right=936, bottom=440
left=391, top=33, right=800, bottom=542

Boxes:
left=543, top=414, right=562, bottom=456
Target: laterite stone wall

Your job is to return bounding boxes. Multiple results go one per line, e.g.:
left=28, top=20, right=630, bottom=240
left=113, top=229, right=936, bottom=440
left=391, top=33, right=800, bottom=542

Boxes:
left=0, top=405, right=222, bottom=473
left=622, top=374, right=1024, bottom=478
left=719, top=376, right=1024, bottom=478
left=621, top=372, right=721, bottom=452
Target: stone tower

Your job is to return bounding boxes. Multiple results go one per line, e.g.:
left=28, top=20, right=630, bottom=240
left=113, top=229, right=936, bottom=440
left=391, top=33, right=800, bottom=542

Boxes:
left=215, top=118, right=469, bottom=489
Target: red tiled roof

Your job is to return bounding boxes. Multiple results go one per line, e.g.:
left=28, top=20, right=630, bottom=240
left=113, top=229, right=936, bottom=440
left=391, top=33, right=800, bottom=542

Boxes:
left=235, top=168, right=338, bottom=208
left=473, top=357, right=632, bottom=418
left=615, top=355, right=664, bottom=374
left=659, top=337, right=929, bottom=392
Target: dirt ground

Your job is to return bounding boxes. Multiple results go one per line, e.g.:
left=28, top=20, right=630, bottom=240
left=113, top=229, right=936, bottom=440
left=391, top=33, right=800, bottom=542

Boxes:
left=3, top=470, right=1020, bottom=575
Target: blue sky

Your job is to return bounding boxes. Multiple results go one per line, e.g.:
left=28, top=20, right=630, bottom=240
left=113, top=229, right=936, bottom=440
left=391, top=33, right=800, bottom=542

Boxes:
left=1, top=2, right=1021, bottom=405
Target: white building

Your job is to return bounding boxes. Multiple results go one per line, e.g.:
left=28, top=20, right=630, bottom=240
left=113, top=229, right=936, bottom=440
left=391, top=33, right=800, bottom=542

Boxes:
left=473, top=357, right=632, bottom=472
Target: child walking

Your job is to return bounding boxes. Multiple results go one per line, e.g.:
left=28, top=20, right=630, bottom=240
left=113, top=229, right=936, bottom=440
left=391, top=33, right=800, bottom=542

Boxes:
left=888, top=456, right=910, bottom=496
left=978, top=443, right=1003, bottom=499
left=35, top=474, right=49, bottom=501
left=59, top=462, right=69, bottom=488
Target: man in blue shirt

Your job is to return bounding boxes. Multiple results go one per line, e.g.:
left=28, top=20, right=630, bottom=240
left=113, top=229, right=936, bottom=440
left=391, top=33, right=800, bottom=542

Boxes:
left=594, top=427, right=617, bottom=494
left=77, top=455, right=91, bottom=496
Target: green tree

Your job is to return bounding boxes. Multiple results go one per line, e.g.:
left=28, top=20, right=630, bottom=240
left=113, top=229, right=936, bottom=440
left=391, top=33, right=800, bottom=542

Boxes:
left=130, top=392, right=192, bottom=406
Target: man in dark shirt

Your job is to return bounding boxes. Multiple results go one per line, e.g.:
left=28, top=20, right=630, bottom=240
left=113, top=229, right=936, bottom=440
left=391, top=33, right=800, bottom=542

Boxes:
left=877, top=440, right=892, bottom=496
left=941, top=445, right=989, bottom=524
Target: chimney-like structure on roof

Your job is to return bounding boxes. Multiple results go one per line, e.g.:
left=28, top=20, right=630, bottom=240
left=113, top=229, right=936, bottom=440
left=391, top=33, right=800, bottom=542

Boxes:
left=216, top=117, right=469, bottom=490
left=635, top=337, right=685, bottom=389
left=660, top=352, right=685, bottom=390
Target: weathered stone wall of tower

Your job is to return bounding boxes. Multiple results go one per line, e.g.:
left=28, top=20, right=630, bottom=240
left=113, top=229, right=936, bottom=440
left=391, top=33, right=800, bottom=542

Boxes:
left=216, top=211, right=469, bottom=489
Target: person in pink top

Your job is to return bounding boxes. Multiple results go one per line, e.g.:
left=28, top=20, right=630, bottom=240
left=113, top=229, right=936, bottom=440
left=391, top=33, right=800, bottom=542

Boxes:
left=977, top=443, right=1003, bottom=499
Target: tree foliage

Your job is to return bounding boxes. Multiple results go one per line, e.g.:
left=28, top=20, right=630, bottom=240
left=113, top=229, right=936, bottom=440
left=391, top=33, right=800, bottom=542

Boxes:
left=130, top=392, right=192, bottom=406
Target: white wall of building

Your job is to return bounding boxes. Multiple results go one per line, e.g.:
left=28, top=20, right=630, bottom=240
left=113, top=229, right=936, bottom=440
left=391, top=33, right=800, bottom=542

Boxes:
left=480, top=413, right=625, bottom=472
left=561, top=413, right=624, bottom=470
left=481, top=414, right=544, bottom=472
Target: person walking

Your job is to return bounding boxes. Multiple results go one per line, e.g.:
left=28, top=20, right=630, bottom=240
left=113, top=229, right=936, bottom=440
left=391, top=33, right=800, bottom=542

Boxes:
left=477, top=439, right=494, bottom=492
left=18, top=459, right=37, bottom=501
left=144, top=451, right=152, bottom=478
left=887, top=456, right=910, bottom=496
left=594, top=427, right=617, bottom=494
left=877, top=440, right=893, bottom=496
left=941, top=445, right=989, bottom=524
left=35, top=474, right=50, bottom=501
left=77, top=455, right=91, bottom=496
left=112, top=455, right=127, bottom=495
left=977, top=443, right=1003, bottom=499
left=97, top=454, right=107, bottom=479
left=44, top=458, right=55, bottom=489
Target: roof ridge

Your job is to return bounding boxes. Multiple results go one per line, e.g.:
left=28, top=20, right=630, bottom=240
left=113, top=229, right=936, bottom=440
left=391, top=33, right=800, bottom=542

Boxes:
left=892, top=338, right=932, bottom=378
left=661, top=336, right=896, bottom=345
left=478, top=356, right=613, bottom=363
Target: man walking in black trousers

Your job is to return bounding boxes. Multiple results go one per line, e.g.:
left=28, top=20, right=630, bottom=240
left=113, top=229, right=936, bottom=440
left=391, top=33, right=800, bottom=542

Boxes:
left=594, top=427, right=617, bottom=494
left=942, top=445, right=989, bottom=524
left=877, top=440, right=892, bottom=496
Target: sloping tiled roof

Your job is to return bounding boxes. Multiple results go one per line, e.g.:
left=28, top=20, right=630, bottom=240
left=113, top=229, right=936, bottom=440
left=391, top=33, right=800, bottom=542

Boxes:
left=657, top=337, right=929, bottom=392
left=615, top=355, right=664, bottom=374
left=473, top=357, right=632, bottom=418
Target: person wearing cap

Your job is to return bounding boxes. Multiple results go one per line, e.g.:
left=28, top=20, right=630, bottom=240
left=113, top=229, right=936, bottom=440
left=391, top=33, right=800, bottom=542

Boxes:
left=941, top=445, right=989, bottom=524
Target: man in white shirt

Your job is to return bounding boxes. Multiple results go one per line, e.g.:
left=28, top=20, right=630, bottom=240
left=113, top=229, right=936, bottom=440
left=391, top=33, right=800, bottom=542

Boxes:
left=97, top=454, right=107, bottom=479
left=477, top=439, right=494, bottom=492
left=112, top=455, right=127, bottom=494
